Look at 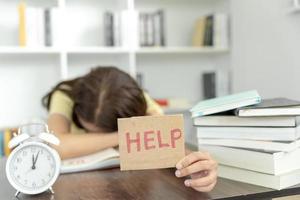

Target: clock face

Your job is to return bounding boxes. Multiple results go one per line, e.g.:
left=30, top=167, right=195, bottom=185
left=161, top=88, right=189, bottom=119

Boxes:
left=6, top=142, right=60, bottom=194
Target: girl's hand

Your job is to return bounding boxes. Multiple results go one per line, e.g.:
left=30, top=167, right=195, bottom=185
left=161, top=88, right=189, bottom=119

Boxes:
left=175, top=151, right=218, bottom=192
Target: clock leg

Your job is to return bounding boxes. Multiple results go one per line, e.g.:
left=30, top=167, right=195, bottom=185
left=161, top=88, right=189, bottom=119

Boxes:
left=49, top=187, right=55, bottom=194
left=15, top=191, right=20, bottom=197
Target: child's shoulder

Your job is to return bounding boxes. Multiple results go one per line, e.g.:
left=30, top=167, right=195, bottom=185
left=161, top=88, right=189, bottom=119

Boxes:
left=52, top=90, right=73, bottom=103
left=49, top=89, right=74, bottom=118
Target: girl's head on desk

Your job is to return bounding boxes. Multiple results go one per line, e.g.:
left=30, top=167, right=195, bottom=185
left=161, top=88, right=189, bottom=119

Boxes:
left=43, top=66, right=147, bottom=133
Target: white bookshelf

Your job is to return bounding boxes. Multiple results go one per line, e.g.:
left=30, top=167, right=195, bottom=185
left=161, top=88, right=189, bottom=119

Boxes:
left=0, top=46, right=229, bottom=55
left=136, top=47, right=229, bottom=54
left=67, top=47, right=129, bottom=54
left=0, top=0, right=231, bottom=144
left=0, top=47, right=60, bottom=54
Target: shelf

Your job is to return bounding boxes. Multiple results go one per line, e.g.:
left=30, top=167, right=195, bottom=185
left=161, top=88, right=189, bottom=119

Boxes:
left=0, top=46, right=230, bottom=55
left=66, top=47, right=129, bottom=54
left=0, top=47, right=60, bottom=54
left=136, top=47, right=229, bottom=54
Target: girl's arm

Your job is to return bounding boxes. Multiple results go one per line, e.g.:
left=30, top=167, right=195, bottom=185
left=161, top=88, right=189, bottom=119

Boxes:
left=48, top=114, right=118, bottom=159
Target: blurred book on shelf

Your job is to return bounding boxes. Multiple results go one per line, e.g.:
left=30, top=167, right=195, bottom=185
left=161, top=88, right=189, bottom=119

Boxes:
left=103, top=9, right=165, bottom=48
left=17, top=2, right=61, bottom=47
left=104, top=11, right=121, bottom=47
left=139, top=10, right=165, bottom=47
left=18, top=2, right=26, bottom=46
left=202, top=70, right=230, bottom=100
left=193, top=13, right=229, bottom=48
left=0, top=128, right=17, bottom=158
left=202, top=72, right=216, bottom=99
left=136, top=72, right=144, bottom=89
left=191, top=92, right=300, bottom=189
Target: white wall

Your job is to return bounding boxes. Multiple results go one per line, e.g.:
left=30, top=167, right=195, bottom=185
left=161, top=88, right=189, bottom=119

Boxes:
left=0, top=54, right=61, bottom=127
left=231, top=0, right=300, bottom=99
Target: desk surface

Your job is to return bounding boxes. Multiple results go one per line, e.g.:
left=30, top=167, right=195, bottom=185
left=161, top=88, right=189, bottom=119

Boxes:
left=1, top=159, right=300, bottom=200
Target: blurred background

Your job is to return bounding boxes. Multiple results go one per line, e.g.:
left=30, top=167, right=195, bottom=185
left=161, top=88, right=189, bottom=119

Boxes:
left=0, top=0, right=299, bottom=146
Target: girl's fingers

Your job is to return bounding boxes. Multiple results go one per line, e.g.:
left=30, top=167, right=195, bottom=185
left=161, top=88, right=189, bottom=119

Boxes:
left=176, top=151, right=212, bottom=170
left=184, top=170, right=217, bottom=188
left=192, top=180, right=217, bottom=193
left=175, top=159, right=217, bottom=178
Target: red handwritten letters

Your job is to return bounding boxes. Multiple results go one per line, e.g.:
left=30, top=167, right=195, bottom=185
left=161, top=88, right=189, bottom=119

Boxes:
left=118, top=115, right=185, bottom=170
left=126, top=129, right=182, bottom=153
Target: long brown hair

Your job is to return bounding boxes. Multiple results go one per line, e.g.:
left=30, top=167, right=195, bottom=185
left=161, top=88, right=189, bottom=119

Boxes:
left=42, top=66, right=147, bottom=132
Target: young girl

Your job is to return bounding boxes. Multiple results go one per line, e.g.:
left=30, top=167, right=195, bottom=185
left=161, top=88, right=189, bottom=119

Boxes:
left=43, top=66, right=217, bottom=192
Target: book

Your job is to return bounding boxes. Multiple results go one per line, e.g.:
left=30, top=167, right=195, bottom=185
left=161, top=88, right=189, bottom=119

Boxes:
left=136, top=73, right=144, bottom=89
left=44, top=8, right=52, bottom=46
left=190, top=90, right=261, bottom=118
left=120, top=10, right=139, bottom=48
left=218, top=164, right=300, bottom=190
left=205, top=15, right=214, bottom=46
left=60, top=148, right=120, bottom=174
left=18, top=2, right=26, bottom=46
left=192, top=17, right=206, bottom=47
left=104, top=11, right=114, bottom=46
left=50, top=8, right=62, bottom=47
left=236, top=98, right=300, bottom=117
left=202, top=72, right=216, bottom=99
left=196, top=126, right=300, bottom=141
left=198, top=138, right=300, bottom=152
left=37, top=8, right=45, bottom=46
left=158, top=9, right=165, bottom=46
left=25, top=7, right=39, bottom=46
left=199, top=145, right=300, bottom=175
left=146, top=13, right=154, bottom=46
left=113, top=12, right=121, bottom=46
left=0, top=131, right=3, bottom=157
left=194, top=116, right=297, bottom=127
left=4, top=129, right=12, bottom=156
left=139, top=10, right=165, bottom=47
left=153, top=11, right=161, bottom=46
left=139, top=13, right=146, bottom=46
left=213, top=13, right=229, bottom=48
left=24, top=7, right=46, bottom=47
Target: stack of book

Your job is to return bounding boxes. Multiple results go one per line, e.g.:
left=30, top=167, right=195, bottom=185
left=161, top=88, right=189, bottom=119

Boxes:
left=139, top=10, right=165, bottom=47
left=190, top=90, right=300, bottom=190
left=18, top=2, right=60, bottom=47
left=192, top=13, right=229, bottom=48
left=0, top=128, right=15, bottom=158
left=103, top=9, right=165, bottom=47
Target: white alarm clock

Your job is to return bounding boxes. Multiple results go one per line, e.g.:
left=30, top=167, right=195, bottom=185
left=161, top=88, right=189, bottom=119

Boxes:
left=6, top=123, right=61, bottom=197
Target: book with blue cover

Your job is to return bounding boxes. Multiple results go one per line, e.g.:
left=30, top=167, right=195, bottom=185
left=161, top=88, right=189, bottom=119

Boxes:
left=190, top=90, right=261, bottom=118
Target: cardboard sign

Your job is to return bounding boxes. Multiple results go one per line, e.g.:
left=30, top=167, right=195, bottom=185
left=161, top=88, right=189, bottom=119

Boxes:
left=118, top=114, right=185, bottom=171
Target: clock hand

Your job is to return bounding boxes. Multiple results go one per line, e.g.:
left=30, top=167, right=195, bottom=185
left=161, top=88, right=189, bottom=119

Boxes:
left=31, top=154, right=35, bottom=170
left=32, top=151, right=40, bottom=170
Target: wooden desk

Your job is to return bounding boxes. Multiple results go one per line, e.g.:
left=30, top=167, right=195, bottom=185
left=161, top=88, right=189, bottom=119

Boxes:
left=1, top=159, right=300, bottom=200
